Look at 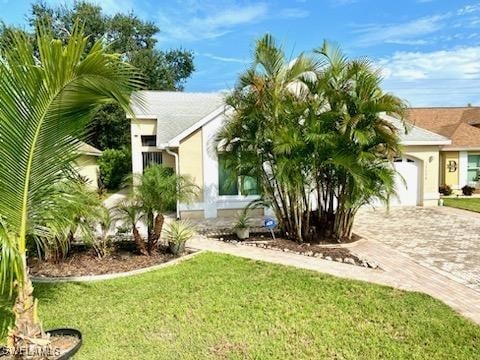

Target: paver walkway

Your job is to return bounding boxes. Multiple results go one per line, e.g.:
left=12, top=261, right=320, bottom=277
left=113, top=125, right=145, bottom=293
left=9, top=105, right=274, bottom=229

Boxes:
left=188, top=236, right=480, bottom=325
left=354, top=206, right=480, bottom=291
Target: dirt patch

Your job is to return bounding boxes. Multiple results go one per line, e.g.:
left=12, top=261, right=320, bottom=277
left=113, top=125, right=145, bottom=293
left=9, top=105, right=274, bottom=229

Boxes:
left=211, top=232, right=361, bottom=245
left=28, top=243, right=186, bottom=278
left=208, top=341, right=249, bottom=359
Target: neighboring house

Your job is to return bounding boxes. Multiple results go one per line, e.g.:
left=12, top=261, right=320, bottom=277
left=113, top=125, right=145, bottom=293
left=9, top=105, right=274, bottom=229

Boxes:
left=407, top=107, right=480, bottom=193
left=129, top=91, right=450, bottom=219
left=75, top=141, right=102, bottom=189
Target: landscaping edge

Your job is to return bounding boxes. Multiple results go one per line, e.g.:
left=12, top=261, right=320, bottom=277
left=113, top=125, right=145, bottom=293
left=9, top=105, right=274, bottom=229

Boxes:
left=31, top=250, right=204, bottom=283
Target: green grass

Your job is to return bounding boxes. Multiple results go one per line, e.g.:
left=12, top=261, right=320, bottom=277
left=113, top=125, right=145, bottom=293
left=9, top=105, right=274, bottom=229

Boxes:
left=1, top=253, right=479, bottom=359
left=444, top=197, right=480, bottom=213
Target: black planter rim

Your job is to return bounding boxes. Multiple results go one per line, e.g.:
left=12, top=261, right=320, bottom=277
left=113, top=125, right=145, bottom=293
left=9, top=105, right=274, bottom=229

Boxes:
left=0, top=328, right=82, bottom=360
left=47, top=328, right=82, bottom=360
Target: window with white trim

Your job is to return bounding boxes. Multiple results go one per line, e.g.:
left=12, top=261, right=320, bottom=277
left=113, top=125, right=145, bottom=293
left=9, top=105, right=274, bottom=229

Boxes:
left=218, top=153, right=259, bottom=196
left=467, top=154, right=480, bottom=184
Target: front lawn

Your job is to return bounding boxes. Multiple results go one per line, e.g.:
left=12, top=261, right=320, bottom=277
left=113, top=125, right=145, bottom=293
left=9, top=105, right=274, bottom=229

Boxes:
left=1, top=253, right=479, bottom=359
left=443, top=197, right=480, bottom=213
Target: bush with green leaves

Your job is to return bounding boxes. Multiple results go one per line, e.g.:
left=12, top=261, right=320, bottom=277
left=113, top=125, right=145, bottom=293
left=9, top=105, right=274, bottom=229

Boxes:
left=164, top=220, right=196, bottom=255
left=98, top=148, right=131, bottom=189
left=462, top=185, right=475, bottom=196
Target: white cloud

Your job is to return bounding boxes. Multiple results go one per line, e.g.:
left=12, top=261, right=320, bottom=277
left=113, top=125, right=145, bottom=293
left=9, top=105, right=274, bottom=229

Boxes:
left=354, top=14, right=446, bottom=46
left=352, top=3, right=480, bottom=47
left=379, top=47, right=480, bottom=81
left=46, top=0, right=136, bottom=15
left=202, top=53, right=249, bottom=64
left=157, top=3, right=268, bottom=42
left=278, top=8, right=309, bottom=19
left=378, top=47, right=480, bottom=106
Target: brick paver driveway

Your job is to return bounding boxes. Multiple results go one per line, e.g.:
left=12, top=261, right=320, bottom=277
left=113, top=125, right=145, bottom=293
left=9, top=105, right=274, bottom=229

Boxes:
left=354, top=206, right=480, bottom=291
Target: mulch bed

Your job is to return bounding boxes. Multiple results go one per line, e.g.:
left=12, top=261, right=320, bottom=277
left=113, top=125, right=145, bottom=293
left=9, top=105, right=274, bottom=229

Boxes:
left=211, top=233, right=379, bottom=269
left=28, top=243, right=183, bottom=278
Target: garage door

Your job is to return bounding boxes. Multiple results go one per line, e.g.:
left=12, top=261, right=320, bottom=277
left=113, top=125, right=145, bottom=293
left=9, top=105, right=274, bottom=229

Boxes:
left=392, top=157, right=420, bottom=206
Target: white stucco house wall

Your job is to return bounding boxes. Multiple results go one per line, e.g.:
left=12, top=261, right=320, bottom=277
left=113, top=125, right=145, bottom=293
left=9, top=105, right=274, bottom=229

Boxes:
left=128, top=91, right=450, bottom=219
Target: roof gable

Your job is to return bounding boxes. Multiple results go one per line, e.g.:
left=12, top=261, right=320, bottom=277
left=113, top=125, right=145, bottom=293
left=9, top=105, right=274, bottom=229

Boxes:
left=76, top=141, right=102, bottom=156
left=130, top=91, right=225, bottom=145
left=382, top=114, right=451, bottom=145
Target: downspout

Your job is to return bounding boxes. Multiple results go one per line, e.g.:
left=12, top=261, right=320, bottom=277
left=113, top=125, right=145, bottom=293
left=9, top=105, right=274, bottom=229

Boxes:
left=165, top=146, right=180, bottom=219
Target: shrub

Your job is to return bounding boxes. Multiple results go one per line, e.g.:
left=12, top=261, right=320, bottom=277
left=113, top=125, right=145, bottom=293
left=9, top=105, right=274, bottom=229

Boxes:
left=98, top=148, right=131, bottom=189
left=439, top=184, right=452, bottom=196
left=164, top=220, right=196, bottom=255
left=462, top=185, right=475, bottom=196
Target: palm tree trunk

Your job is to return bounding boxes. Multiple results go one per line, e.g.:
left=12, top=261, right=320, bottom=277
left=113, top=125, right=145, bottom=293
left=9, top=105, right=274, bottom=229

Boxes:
left=146, top=213, right=164, bottom=254
left=8, top=257, right=49, bottom=353
left=132, top=227, right=148, bottom=255
left=154, top=213, right=164, bottom=239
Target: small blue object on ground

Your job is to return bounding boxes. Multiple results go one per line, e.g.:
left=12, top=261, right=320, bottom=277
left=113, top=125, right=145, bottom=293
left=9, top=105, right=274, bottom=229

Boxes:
left=263, top=217, right=277, bottom=240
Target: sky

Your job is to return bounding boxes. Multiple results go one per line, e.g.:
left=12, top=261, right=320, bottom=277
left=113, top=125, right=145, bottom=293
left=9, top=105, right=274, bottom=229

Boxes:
left=1, top=0, right=480, bottom=106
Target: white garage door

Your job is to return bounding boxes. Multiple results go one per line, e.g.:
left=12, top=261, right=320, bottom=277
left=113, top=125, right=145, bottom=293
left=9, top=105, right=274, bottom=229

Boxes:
left=392, top=157, right=420, bottom=206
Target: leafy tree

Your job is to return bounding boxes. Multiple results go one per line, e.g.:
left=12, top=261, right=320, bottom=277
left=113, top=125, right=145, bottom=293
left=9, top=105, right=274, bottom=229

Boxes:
left=0, top=25, right=141, bottom=351
left=98, top=148, right=132, bottom=189
left=1, top=1, right=195, bottom=150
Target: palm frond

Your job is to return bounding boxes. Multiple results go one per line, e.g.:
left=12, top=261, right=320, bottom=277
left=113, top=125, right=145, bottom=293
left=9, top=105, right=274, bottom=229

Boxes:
left=0, top=23, right=142, bottom=293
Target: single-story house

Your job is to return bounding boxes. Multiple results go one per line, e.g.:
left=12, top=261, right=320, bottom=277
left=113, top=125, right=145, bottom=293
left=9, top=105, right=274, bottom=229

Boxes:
left=407, top=107, right=480, bottom=194
left=129, top=91, right=451, bottom=219
left=75, top=141, right=102, bottom=189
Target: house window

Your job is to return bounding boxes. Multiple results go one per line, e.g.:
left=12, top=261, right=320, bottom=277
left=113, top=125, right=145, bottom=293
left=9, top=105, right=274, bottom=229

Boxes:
left=141, top=135, right=157, bottom=147
left=142, top=151, right=162, bottom=172
left=467, top=154, right=480, bottom=184
left=218, top=153, right=259, bottom=196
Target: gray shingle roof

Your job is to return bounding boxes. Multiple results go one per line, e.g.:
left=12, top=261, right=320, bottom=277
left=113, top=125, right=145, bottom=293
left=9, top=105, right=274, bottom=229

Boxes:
left=382, top=114, right=451, bottom=145
left=131, top=91, right=225, bottom=145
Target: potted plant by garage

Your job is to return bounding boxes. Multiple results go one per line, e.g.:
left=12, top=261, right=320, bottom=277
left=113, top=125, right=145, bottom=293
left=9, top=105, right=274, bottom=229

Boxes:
left=164, top=220, right=196, bottom=255
left=234, top=209, right=251, bottom=240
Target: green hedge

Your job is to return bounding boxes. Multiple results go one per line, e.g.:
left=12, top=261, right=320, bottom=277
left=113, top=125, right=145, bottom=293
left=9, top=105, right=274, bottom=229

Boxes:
left=98, top=148, right=131, bottom=189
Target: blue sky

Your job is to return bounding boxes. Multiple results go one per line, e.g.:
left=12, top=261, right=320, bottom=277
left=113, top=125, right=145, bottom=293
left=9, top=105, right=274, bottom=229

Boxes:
left=2, top=0, right=480, bottom=106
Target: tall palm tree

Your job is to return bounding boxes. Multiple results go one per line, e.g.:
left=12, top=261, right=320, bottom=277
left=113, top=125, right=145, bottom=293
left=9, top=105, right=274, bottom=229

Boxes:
left=217, top=34, right=317, bottom=242
left=0, top=25, right=141, bottom=350
left=310, top=41, right=407, bottom=240
left=218, top=36, right=406, bottom=243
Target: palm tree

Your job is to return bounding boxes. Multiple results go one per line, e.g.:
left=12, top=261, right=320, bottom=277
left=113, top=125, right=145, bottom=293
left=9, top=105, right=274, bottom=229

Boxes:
left=135, top=165, right=198, bottom=254
left=310, top=41, right=406, bottom=240
left=0, top=25, right=141, bottom=351
left=218, top=36, right=406, bottom=243
left=112, top=199, right=147, bottom=255
left=34, top=179, right=105, bottom=262
left=217, top=34, right=317, bottom=242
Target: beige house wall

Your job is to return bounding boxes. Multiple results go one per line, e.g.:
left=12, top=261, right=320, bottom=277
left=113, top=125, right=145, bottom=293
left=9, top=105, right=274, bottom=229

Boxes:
left=76, top=155, right=99, bottom=189
left=130, top=118, right=175, bottom=178
left=179, top=129, right=204, bottom=202
left=403, top=145, right=441, bottom=206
